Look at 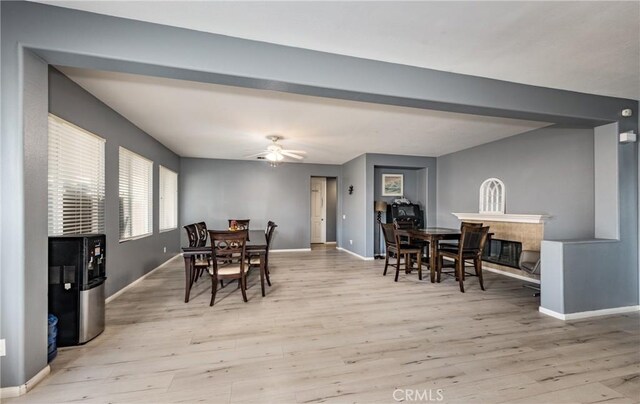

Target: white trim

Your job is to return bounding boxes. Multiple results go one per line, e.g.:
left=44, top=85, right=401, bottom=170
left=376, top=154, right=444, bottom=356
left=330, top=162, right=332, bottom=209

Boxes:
left=539, top=305, right=640, bottom=321
left=483, top=266, right=540, bottom=284
left=270, top=248, right=312, bottom=253
left=325, top=241, right=337, bottom=245
left=336, top=247, right=375, bottom=261
left=452, top=212, right=551, bottom=224
left=0, top=365, right=50, bottom=398
left=106, top=254, right=181, bottom=304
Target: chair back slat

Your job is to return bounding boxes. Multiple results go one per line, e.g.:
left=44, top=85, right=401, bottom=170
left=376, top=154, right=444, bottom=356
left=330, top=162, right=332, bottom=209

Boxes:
left=460, top=226, right=490, bottom=253
left=380, top=223, right=396, bottom=246
left=195, top=222, right=208, bottom=246
left=184, top=224, right=199, bottom=247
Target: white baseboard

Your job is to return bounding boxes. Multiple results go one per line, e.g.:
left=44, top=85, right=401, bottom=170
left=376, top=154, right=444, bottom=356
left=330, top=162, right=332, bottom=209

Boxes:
left=539, top=305, right=640, bottom=321
left=325, top=242, right=337, bottom=245
left=483, top=266, right=540, bottom=284
left=106, top=254, right=181, bottom=304
left=336, top=247, right=375, bottom=261
left=270, top=248, right=312, bottom=253
left=0, top=365, right=50, bottom=398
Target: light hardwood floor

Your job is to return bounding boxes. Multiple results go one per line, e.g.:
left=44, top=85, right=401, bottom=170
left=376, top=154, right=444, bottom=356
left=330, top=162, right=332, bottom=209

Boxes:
left=8, top=249, right=639, bottom=403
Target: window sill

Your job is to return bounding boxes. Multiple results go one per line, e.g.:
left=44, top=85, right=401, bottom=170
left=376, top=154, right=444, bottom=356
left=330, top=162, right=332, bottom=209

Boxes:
left=119, top=233, right=153, bottom=243
left=160, top=227, right=177, bottom=233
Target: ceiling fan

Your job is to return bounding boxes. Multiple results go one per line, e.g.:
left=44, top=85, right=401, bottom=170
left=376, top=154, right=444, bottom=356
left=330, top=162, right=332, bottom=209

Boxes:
left=246, top=135, right=306, bottom=163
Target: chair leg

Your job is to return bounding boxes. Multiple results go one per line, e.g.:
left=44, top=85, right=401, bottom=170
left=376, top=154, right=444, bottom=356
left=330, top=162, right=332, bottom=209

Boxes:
left=240, top=273, right=248, bottom=302
left=383, top=252, right=389, bottom=276
left=475, top=257, right=485, bottom=291
left=405, top=253, right=411, bottom=274
left=456, top=259, right=465, bottom=293
left=437, top=255, right=442, bottom=283
left=394, top=253, right=401, bottom=282
left=210, top=276, right=218, bottom=306
left=417, top=252, right=422, bottom=281
left=265, top=264, right=272, bottom=287
left=220, top=280, right=224, bottom=288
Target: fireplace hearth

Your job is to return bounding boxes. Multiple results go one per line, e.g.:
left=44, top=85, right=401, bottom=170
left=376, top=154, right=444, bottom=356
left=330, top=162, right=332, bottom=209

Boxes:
left=482, top=238, right=522, bottom=268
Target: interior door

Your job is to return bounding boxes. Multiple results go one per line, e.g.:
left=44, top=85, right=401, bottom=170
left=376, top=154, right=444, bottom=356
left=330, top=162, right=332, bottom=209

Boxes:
left=310, top=177, right=326, bottom=243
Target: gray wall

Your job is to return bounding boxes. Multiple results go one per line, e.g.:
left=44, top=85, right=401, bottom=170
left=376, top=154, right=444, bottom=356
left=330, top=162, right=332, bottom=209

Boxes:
left=366, top=154, right=437, bottom=257
left=49, top=68, right=181, bottom=298
left=437, top=126, right=595, bottom=240
left=326, top=178, right=337, bottom=243
left=541, top=123, right=638, bottom=314
left=373, top=166, right=427, bottom=255
left=340, top=155, right=367, bottom=256
left=179, top=158, right=340, bottom=249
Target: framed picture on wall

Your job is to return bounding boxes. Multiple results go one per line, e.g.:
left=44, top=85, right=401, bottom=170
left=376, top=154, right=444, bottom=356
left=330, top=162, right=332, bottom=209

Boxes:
left=382, top=174, right=403, bottom=196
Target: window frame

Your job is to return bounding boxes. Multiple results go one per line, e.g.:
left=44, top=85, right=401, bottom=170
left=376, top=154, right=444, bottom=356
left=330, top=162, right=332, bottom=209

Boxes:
left=159, top=165, right=178, bottom=232
left=119, top=146, right=154, bottom=242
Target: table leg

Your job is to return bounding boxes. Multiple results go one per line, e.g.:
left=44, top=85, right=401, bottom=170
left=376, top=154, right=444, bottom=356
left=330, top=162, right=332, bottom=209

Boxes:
left=259, top=254, right=266, bottom=297
left=429, top=238, right=438, bottom=283
left=184, top=255, right=194, bottom=303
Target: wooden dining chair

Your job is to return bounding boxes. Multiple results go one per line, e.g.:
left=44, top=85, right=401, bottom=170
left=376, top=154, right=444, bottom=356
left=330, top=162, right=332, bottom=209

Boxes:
left=394, top=218, right=429, bottom=261
left=439, top=221, right=483, bottom=249
left=380, top=223, right=423, bottom=282
left=208, top=230, right=249, bottom=305
left=437, top=225, right=490, bottom=292
left=248, top=221, right=277, bottom=286
left=184, top=224, right=210, bottom=283
left=228, top=219, right=250, bottom=230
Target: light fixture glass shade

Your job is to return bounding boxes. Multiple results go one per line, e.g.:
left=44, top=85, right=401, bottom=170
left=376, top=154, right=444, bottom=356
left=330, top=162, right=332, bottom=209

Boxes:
left=266, top=152, right=284, bottom=162
left=375, top=201, right=388, bottom=212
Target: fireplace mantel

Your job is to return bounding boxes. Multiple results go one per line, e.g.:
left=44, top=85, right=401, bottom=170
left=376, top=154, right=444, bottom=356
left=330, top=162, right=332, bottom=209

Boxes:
left=452, top=212, right=551, bottom=224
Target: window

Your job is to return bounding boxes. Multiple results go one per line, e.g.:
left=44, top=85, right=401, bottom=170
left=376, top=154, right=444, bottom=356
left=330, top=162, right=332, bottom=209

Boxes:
left=119, top=147, right=153, bottom=241
left=479, top=178, right=505, bottom=214
left=159, top=166, right=178, bottom=231
left=48, top=114, right=105, bottom=236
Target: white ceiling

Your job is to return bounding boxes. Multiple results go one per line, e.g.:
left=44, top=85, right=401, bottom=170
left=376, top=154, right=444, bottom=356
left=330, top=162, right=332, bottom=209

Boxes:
left=59, top=66, right=550, bottom=163
left=41, top=1, right=639, bottom=100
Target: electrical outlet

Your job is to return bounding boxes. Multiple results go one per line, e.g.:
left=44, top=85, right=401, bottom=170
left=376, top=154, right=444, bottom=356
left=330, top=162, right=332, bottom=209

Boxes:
left=163, top=246, right=167, bottom=253
left=349, top=240, right=353, bottom=245
left=0, top=339, right=6, bottom=357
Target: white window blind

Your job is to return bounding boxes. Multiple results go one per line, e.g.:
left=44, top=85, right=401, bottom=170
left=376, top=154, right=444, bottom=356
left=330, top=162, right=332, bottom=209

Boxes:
left=159, top=166, right=178, bottom=231
left=119, top=147, right=153, bottom=241
left=48, top=114, right=105, bottom=236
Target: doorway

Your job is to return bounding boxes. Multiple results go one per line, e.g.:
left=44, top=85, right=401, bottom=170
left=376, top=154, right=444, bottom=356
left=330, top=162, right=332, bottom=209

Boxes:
left=310, top=176, right=337, bottom=246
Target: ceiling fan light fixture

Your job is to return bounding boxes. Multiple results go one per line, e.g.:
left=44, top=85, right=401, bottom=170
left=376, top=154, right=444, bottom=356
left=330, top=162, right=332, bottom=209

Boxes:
left=266, top=151, right=284, bottom=162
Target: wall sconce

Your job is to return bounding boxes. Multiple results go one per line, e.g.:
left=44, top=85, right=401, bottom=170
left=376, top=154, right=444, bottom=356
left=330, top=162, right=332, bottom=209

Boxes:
left=348, top=185, right=354, bottom=195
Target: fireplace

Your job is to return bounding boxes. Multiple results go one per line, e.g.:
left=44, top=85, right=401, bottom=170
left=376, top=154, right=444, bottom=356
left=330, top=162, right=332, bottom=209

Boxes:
left=482, top=238, right=522, bottom=268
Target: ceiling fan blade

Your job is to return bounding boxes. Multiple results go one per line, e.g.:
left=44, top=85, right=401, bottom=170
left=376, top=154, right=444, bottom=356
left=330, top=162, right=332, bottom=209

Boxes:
left=244, top=151, right=268, bottom=158
left=281, top=149, right=307, bottom=154
left=281, top=151, right=304, bottom=160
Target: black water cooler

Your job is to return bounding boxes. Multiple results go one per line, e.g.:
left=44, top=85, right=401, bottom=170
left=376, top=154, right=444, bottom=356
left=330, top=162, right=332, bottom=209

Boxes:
left=48, top=235, right=106, bottom=347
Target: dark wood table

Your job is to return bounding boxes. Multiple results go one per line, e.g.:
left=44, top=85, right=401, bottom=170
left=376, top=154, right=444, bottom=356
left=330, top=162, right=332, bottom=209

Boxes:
left=181, top=230, right=268, bottom=302
left=396, top=227, right=461, bottom=283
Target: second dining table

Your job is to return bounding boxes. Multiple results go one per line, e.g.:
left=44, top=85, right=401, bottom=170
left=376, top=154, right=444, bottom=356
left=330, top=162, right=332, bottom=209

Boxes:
left=181, top=230, right=268, bottom=303
left=395, top=227, right=462, bottom=283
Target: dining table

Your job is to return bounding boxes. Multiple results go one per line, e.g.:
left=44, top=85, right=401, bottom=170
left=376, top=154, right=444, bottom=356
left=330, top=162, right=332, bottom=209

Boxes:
left=181, top=229, right=268, bottom=303
left=395, top=227, right=462, bottom=283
